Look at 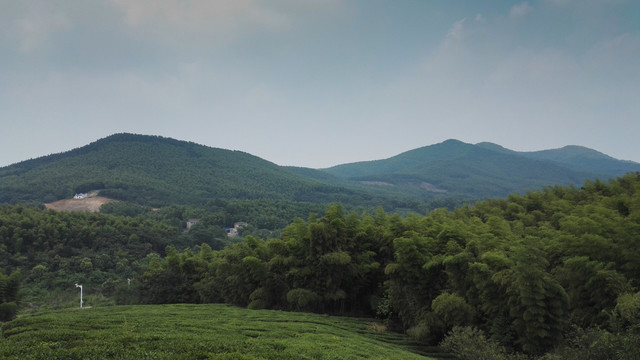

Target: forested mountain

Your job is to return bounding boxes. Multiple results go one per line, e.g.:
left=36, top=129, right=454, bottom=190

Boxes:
left=0, top=133, right=370, bottom=208
left=476, top=141, right=638, bottom=175
left=2, top=134, right=639, bottom=217
left=323, top=139, right=640, bottom=199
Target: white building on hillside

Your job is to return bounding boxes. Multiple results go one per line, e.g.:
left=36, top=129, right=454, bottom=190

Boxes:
left=226, top=222, right=248, bottom=238
left=186, top=218, right=200, bottom=232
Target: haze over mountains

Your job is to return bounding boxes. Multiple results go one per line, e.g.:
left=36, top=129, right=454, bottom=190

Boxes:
left=1, top=134, right=638, bottom=210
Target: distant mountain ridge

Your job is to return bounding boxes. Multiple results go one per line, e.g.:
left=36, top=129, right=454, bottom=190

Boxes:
left=475, top=142, right=632, bottom=174
left=321, top=139, right=640, bottom=199
left=1, top=134, right=638, bottom=209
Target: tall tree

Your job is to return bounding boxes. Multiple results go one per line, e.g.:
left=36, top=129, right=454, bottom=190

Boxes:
left=0, top=270, right=21, bottom=322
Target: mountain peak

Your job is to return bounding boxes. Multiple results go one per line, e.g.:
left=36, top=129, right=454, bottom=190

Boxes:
left=323, top=138, right=640, bottom=199
left=0, top=134, right=336, bottom=206
left=440, top=139, right=466, bottom=145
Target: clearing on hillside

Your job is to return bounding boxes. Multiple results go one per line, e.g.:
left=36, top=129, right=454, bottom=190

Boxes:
left=44, top=191, right=115, bottom=212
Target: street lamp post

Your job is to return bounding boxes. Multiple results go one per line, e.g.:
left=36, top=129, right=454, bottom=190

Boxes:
left=75, top=283, right=83, bottom=308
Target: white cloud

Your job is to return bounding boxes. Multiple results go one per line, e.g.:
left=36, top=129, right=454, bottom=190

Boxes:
left=509, top=2, right=533, bottom=19
left=15, top=1, right=70, bottom=52
left=109, top=0, right=343, bottom=44
left=112, top=0, right=287, bottom=32
left=446, top=18, right=466, bottom=41
left=544, top=0, right=573, bottom=8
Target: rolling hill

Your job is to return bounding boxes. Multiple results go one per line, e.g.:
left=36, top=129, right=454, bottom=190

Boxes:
left=322, top=139, right=640, bottom=199
left=476, top=141, right=639, bottom=175
left=1, top=134, right=638, bottom=212
left=0, top=304, right=437, bottom=359
left=0, top=133, right=368, bottom=207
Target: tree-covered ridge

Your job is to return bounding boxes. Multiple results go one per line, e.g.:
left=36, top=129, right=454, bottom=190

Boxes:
left=135, top=173, right=640, bottom=356
left=323, top=139, right=640, bottom=199
left=3, top=133, right=639, bottom=212
left=0, top=133, right=370, bottom=207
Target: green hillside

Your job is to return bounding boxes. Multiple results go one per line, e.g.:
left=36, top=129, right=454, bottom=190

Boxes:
left=128, top=173, right=640, bottom=358
left=0, top=134, right=366, bottom=207
left=0, top=304, right=435, bottom=359
left=323, top=139, right=477, bottom=179
left=2, top=134, right=639, bottom=214
left=476, top=142, right=640, bottom=176
left=523, top=145, right=640, bottom=175
left=2, top=173, right=640, bottom=359
left=323, top=139, right=640, bottom=199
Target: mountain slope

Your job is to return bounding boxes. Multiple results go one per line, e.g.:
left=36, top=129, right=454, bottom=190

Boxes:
left=522, top=145, right=639, bottom=175
left=2, top=135, right=638, bottom=209
left=476, top=142, right=640, bottom=176
left=323, top=139, right=640, bottom=199
left=323, top=139, right=476, bottom=179
left=0, top=133, right=363, bottom=207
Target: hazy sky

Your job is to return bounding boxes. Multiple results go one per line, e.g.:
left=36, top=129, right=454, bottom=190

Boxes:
left=1, top=0, right=639, bottom=168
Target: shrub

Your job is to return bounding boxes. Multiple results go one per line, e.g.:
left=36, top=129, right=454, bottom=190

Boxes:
left=440, top=326, right=528, bottom=360
left=431, top=292, right=475, bottom=332
left=0, top=302, right=18, bottom=322
left=539, top=326, right=640, bottom=360
left=612, top=292, right=640, bottom=329
left=286, top=289, right=320, bottom=311
left=0, top=270, right=21, bottom=322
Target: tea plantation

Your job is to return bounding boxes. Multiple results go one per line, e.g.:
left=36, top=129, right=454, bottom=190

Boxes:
left=1, top=304, right=437, bottom=359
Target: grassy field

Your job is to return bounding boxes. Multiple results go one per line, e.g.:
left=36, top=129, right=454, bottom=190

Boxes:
left=1, top=304, right=441, bottom=359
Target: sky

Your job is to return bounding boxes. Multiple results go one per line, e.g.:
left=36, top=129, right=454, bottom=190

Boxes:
left=1, top=0, right=639, bottom=168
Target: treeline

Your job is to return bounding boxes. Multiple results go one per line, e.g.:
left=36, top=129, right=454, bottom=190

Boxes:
left=100, top=199, right=328, bottom=234
left=3, top=173, right=640, bottom=357
left=0, top=199, right=319, bottom=310
left=0, top=205, right=194, bottom=307
left=101, top=198, right=458, bottom=240
left=131, top=173, right=640, bottom=357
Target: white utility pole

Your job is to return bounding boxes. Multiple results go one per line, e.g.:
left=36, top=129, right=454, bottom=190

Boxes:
left=75, top=283, right=83, bottom=308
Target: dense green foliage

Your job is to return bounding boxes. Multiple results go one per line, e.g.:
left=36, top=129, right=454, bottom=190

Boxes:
left=131, top=173, right=640, bottom=356
left=0, top=304, right=434, bottom=359
left=0, top=270, right=21, bottom=321
left=0, top=205, right=187, bottom=306
left=3, top=163, right=640, bottom=357
left=439, top=326, right=528, bottom=360
left=0, top=200, right=337, bottom=309
left=101, top=199, right=326, bottom=238
left=0, top=133, right=421, bottom=212
left=4, top=134, right=638, bottom=222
